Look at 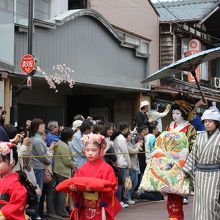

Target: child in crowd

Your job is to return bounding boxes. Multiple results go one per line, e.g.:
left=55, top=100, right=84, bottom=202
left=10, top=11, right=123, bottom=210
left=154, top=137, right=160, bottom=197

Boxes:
left=0, top=142, right=27, bottom=220
left=145, top=121, right=159, bottom=164
left=69, top=133, right=121, bottom=220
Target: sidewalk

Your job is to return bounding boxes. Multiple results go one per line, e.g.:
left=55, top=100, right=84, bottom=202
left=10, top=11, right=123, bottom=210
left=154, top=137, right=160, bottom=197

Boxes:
left=117, top=198, right=193, bottom=220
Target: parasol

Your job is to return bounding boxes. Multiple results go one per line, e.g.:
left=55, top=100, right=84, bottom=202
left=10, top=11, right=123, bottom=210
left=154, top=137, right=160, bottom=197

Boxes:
left=141, top=47, right=220, bottom=103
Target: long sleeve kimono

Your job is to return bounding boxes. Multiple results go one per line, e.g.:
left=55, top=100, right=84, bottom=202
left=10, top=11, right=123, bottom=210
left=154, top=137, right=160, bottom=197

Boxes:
left=183, top=129, right=220, bottom=220
left=0, top=172, right=27, bottom=220
left=166, top=121, right=197, bottom=220
left=70, top=158, right=121, bottom=220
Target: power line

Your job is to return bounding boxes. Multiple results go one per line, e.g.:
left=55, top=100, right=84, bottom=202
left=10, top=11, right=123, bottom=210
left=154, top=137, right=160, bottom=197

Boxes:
left=156, top=0, right=220, bottom=43
left=157, top=0, right=182, bottom=22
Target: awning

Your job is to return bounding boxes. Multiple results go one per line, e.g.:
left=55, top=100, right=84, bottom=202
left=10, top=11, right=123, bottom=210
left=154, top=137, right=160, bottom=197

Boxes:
left=151, top=86, right=220, bottom=102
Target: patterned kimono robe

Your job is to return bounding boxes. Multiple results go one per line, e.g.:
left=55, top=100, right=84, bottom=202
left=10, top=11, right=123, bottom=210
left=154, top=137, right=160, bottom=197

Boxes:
left=183, top=129, right=220, bottom=220
left=166, top=121, right=197, bottom=220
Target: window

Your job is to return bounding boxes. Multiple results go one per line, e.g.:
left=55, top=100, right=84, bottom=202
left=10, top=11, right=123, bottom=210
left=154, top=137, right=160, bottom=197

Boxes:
left=68, top=0, right=87, bottom=10
left=34, top=0, right=51, bottom=20
left=0, top=0, right=14, bottom=65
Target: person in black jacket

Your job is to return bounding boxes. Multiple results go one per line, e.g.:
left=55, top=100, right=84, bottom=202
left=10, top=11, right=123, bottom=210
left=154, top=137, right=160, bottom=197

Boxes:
left=136, top=101, right=151, bottom=128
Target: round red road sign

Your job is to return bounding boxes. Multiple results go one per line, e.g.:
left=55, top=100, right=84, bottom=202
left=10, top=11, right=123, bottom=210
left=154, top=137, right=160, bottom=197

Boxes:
left=20, top=54, right=35, bottom=74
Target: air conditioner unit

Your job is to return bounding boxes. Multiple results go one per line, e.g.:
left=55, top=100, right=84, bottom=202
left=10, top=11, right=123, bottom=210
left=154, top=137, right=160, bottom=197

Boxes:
left=211, top=77, right=220, bottom=89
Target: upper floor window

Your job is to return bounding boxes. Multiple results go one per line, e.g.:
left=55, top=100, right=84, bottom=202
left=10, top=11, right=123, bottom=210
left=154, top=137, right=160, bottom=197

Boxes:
left=68, top=0, right=87, bottom=10
left=15, top=0, right=51, bottom=26
left=34, top=0, right=51, bottom=20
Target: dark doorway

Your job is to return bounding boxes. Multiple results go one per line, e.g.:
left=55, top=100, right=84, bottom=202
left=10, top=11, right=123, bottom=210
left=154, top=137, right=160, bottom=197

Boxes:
left=67, top=94, right=113, bottom=127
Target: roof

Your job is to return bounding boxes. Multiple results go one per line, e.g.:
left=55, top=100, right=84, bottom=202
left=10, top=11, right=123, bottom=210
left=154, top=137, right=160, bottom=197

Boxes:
left=53, top=9, right=124, bottom=42
left=148, top=0, right=160, bottom=16
left=154, top=0, right=219, bottom=23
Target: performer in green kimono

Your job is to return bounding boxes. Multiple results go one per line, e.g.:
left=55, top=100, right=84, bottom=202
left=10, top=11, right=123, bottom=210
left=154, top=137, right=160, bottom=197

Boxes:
left=183, top=102, right=220, bottom=220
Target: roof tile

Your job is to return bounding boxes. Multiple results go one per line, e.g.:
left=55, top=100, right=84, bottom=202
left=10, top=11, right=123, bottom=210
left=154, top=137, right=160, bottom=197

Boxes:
left=154, top=0, right=219, bottom=22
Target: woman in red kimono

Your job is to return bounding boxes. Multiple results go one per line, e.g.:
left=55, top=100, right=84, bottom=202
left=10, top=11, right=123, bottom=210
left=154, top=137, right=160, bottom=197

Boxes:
left=0, top=142, right=27, bottom=220
left=166, top=104, right=196, bottom=220
left=69, top=133, right=121, bottom=220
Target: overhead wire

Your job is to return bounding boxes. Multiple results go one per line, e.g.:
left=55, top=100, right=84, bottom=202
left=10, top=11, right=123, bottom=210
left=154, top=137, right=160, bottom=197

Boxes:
left=155, top=0, right=220, bottom=43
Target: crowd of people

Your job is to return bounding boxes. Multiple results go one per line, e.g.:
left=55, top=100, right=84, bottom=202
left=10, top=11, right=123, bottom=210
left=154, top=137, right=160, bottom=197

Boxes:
left=0, top=92, right=220, bottom=220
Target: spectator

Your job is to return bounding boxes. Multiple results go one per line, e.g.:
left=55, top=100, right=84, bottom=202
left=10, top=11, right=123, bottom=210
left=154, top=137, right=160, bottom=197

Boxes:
left=136, top=101, right=151, bottom=128
left=101, top=123, right=117, bottom=165
left=127, top=133, right=143, bottom=205
left=93, top=124, right=103, bottom=134
left=147, top=102, right=171, bottom=132
left=29, top=118, right=51, bottom=220
left=39, top=122, right=60, bottom=219
left=133, top=125, right=148, bottom=175
left=113, top=121, right=131, bottom=208
left=72, top=120, right=82, bottom=133
left=46, top=121, right=60, bottom=147
left=101, top=123, right=118, bottom=178
left=53, top=127, right=76, bottom=219
left=73, top=114, right=84, bottom=121
left=145, top=121, right=159, bottom=163
left=69, top=119, right=93, bottom=168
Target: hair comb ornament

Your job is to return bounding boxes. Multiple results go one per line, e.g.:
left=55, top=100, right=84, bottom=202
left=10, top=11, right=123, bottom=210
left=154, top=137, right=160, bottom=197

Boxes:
left=81, top=134, right=106, bottom=157
left=0, top=142, right=15, bottom=164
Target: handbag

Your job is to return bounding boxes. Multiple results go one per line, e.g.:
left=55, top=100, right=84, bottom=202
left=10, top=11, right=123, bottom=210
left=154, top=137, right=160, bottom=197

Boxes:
left=24, top=167, right=37, bottom=186
left=124, top=170, right=132, bottom=197
left=44, top=165, right=53, bottom=184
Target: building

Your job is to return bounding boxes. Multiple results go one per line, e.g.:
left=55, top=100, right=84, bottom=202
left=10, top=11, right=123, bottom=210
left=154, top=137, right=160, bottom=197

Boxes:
left=0, top=0, right=160, bottom=127
left=145, top=0, right=220, bottom=129
left=154, top=0, right=220, bottom=97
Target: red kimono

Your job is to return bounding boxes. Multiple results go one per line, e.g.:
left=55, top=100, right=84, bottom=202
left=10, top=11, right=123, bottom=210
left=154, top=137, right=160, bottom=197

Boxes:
left=0, top=172, right=27, bottom=220
left=70, top=158, right=121, bottom=220
left=167, top=122, right=191, bottom=220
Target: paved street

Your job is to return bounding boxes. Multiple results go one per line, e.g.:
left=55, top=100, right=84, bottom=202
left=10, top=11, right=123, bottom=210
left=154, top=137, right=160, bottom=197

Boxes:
left=117, top=198, right=193, bottom=220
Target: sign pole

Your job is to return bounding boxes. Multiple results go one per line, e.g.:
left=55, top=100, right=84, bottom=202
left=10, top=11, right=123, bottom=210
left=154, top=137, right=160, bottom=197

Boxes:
left=10, top=0, right=34, bottom=126
left=28, top=0, right=33, bottom=55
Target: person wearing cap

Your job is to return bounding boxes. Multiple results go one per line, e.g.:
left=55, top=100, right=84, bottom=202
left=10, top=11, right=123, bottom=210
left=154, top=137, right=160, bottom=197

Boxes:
left=72, top=120, right=82, bottom=133
left=183, top=102, right=220, bottom=220
left=136, top=100, right=151, bottom=128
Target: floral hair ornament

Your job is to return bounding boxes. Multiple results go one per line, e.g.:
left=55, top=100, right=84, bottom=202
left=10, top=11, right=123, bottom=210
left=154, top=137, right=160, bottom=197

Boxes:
left=174, top=92, right=195, bottom=120
left=0, top=142, right=15, bottom=164
left=81, top=133, right=106, bottom=156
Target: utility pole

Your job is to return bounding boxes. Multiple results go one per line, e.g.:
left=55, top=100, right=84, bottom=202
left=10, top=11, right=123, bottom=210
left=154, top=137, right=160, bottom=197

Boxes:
left=10, top=0, right=34, bottom=127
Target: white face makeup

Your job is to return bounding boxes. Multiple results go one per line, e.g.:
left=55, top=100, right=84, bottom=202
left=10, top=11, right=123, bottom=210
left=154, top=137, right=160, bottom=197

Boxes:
left=172, top=109, right=184, bottom=123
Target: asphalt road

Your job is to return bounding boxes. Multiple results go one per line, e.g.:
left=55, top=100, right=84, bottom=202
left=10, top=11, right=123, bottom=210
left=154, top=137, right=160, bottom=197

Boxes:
left=117, top=198, right=193, bottom=220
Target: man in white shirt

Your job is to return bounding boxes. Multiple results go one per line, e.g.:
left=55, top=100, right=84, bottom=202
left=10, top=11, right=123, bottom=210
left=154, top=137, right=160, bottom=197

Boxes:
left=147, top=102, right=171, bottom=132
